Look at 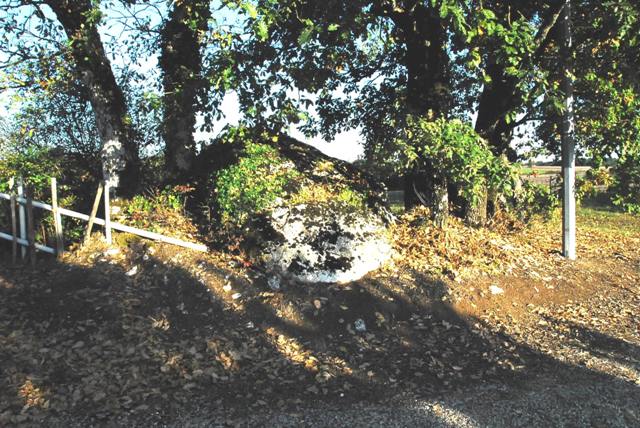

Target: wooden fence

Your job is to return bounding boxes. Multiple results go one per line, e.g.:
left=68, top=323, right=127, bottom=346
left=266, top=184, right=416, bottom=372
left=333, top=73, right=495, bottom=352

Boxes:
left=0, top=177, right=207, bottom=264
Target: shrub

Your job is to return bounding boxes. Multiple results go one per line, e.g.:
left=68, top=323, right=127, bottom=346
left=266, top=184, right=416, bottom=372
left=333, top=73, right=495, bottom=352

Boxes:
left=515, top=181, right=560, bottom=221
left=117, top=185, right=193, bottom=231
left=0, top=146, right=63, bottom=198
left=214, top=142, right=300, bottom=225
left=0, top=145, right=86, bottom=247
left=611, top=152, right=640, bottom=214
left=396, top=116, right=518, bottom=207
left=288, top=183, right=368, bottom=211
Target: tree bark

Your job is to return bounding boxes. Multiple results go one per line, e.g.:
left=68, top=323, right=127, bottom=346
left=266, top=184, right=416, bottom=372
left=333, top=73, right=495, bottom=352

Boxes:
left=401, top=4, right=451, bottom=117
left=474, top=59, right=520, bottom=159
left=394, top=3, right=451, bottom=225
left=44, top=0, right=140, bottom=196
left=464, top=186, right=488, bottom=227
left=159, top=1, right=211, bottom=182
left=431, top=179, right=449, bottom=228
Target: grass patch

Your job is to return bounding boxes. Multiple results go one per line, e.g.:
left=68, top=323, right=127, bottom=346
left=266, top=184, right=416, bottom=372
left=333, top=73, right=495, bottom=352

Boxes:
left=578, top=206, right=640, bottom=236
left=520, top=167, right=558, bottom=176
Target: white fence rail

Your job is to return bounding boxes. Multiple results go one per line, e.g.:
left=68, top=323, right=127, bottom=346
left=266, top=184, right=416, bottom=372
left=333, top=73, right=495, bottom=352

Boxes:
left=1, top=177, right=208, bottom=263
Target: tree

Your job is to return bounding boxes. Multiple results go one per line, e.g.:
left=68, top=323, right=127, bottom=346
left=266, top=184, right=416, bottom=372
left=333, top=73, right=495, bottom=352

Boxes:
left=159, top=0, right=211, bottom=182
left=0, top=0, right=144, bottom=195
left=42, top=0, right=141, bottom=195
left=1, top=0, right=636, bottom=218
left=532, top=0, right=639, bottom=162
left=457, top=0, right=565, bottom=223
left=218, top=0, right=555, bottom=224
left=472, top=0, right=564, bottom=160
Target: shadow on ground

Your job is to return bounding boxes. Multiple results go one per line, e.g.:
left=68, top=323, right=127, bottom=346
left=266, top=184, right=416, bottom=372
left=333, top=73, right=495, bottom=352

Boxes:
left=0, top=244, right=638, bottom=426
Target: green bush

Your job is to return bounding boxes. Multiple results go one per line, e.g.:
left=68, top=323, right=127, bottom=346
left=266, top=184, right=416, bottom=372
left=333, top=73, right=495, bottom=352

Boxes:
left=125, top=187, right=185, bottom=217
left=118, top=185, right=192, bottom=230
left=0, top=146, right=62, bottom=198
left=611, top=153, right=640, bottom=214
left=395, top=116, right=518, bottom=207
left=214, top=142, right=300, bottom=225
left=515, top=181, right=560, bottom=221
left=0, top=145, right=85, bottom=247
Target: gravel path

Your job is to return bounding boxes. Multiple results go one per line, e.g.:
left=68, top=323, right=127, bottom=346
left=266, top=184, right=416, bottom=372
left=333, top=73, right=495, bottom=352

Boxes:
left=222, top=373, right=640, bottom=427
left=45, top=369, right=640, bottom=427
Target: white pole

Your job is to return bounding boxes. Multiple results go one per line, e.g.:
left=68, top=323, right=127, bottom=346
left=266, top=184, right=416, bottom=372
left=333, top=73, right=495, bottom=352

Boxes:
left=0, top=232, right=56, bottom=254
left=104, top=180, right=112, bottom=245
left=561, top=0, right=576, bottom=260
left=17, top=177, right=27, bottom=259
left=9, top=178, right=17, bottom=264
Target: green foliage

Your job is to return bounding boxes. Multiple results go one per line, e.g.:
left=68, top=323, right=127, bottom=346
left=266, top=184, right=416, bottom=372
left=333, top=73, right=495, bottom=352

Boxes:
left=212, top=133, right=370, bottom=226
left=0, top=144, right=62, bottom=198
left=0, top=139, right=86, bottom=247
left=214, top=142, right=300, bottom=225
left=535, top=0, right=640, bottom=160
left=576, top=167, right=614, bottom=202
left=288, top=182, right=368, bottom=212
left=120, top=185, right=192, bottom=230
left=611, top=152, right=640, bottom=214
left=395, top=116, right=518, bottom=206
left=515, top=181, right=560, bottom=221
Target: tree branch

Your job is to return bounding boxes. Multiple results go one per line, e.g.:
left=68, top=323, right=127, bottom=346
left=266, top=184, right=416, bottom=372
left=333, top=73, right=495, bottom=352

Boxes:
left=532, top=1, right=565, bottom=59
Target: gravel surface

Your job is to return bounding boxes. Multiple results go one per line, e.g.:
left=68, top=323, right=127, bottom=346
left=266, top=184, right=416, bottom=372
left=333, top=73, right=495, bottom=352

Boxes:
left=172, top=371, right=638, bottom=427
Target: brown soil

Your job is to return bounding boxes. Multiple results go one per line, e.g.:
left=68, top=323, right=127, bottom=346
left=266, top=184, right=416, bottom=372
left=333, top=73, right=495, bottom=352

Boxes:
left=0, top=209, right=638, bottom=426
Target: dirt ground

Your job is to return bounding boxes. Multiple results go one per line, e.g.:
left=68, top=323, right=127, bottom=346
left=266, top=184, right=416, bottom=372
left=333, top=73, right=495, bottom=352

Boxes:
left=0, top=207, right=638, bottom=426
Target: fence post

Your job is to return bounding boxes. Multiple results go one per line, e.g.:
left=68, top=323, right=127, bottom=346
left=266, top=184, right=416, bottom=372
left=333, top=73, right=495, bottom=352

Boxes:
left=17, top=177, right=27, bottom=259
left=25, top=187, right=36, bottom=268
left=104, top=181, right=112, bottom=245
left=84, top=181, right=104, bottom=244
left=9, top=178, right=17, bottom=265
left=51, top=177, right=64, bottom=257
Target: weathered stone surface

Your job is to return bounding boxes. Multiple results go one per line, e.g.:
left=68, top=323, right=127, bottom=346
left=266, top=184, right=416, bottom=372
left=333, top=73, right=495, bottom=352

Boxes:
left=255, top=202, right=392, bottom=283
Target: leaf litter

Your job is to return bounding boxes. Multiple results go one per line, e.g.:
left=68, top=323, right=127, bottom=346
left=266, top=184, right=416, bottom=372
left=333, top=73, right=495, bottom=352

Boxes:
left=0, top=208, right=638, bottom=425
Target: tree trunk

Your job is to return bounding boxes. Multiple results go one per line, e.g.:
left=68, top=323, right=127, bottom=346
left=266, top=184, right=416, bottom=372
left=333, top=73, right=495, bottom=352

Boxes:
left=474, top=59, right=520, bottom=160
left=470, top=4, right=565, bottom=224
left=159, top=1, right=211, bottom=182
left=45, top=0, right=140, bottom=196
left=402, top=5, right=451, bottom=117
left=430, top=177, right=449, bottom=228
left=467, top=62, right=516, bottom=225
left=404, top=164, right=449, bottom=226
left=464, top=187, right=488, bottom=227
left=396, top=4, right=451, bottom=226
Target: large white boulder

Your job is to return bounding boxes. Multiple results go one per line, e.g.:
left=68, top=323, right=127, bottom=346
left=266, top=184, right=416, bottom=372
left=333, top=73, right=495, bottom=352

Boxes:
left=257, top=202, right=392, bottom=283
